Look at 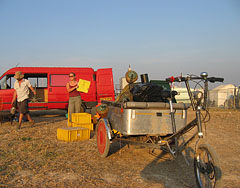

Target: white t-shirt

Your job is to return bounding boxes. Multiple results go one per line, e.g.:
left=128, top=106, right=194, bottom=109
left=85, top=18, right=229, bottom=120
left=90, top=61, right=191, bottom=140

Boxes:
left=14, top=79, right=32, bottom=102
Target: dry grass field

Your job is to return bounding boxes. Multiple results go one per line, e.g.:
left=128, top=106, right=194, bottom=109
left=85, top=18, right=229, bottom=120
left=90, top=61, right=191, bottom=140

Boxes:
left=0, top=109, right=239, bottom=188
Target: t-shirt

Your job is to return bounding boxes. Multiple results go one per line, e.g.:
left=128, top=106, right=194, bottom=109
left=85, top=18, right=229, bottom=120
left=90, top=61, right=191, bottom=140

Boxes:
left=14, top=79, right=32, bottom=102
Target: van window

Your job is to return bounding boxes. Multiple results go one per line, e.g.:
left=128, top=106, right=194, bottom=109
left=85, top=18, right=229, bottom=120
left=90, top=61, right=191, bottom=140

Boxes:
left=0, top=75, right=14, bottom=89
left=24, top=74, right=48, bottom=88
left=0, top=76, right=7, bottom=89
left=50, top=74, right=69, bottom=87
left=7, top=76, right=15, bottom=89
left=28, top=77, right=47, bottom=88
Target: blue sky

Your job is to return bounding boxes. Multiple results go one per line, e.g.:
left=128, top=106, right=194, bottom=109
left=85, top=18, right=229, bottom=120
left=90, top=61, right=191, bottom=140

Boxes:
left=0, top=0, right=239, bottom=87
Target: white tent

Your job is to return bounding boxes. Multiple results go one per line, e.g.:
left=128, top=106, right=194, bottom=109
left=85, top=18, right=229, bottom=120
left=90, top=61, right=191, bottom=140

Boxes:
left=209, top=84, right=237, bottom=107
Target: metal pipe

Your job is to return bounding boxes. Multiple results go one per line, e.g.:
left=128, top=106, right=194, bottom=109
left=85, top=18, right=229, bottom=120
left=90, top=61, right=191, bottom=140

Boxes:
left=203, top=80, right=208, bottom=110
left=169, top=99, right=178, bottom=152
left=196, top=107, right=203, bottom=138
left=185, top=79, right=196, bottom=111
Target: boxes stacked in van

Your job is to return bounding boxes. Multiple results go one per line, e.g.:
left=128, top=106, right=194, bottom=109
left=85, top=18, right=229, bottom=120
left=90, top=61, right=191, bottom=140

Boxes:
left=57, top=113, right=93, bottom=142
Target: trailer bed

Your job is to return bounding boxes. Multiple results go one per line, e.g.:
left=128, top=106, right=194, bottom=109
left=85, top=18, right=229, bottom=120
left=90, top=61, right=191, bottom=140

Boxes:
left=103, top=101, right=190, bottom=136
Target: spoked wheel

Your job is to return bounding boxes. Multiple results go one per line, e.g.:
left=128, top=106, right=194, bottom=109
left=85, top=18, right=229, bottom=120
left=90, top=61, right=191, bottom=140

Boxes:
left=96, top=119, right=110, bottom=157
left=194, top=143, right=222, bottom=188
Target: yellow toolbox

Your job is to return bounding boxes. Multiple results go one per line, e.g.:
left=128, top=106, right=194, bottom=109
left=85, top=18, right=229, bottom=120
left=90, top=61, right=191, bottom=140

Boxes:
left=57, top=127, right=90, bottom=142
left=71, top=122, right=94, bottom=131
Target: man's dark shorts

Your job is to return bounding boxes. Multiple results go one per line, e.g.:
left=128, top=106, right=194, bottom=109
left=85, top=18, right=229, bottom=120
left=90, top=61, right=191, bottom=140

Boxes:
left=17, top=99, right=29, bottom=114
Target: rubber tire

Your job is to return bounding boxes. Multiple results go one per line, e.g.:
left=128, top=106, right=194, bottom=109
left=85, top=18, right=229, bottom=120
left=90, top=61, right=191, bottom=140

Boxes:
left=194, top=143, right=222, bottom=188
left=96, top=119, right=110, bottom=158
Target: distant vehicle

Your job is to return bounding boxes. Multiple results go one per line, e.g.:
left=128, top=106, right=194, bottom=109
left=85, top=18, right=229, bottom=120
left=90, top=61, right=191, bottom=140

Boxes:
left=0, top=67, right=115, bottom=112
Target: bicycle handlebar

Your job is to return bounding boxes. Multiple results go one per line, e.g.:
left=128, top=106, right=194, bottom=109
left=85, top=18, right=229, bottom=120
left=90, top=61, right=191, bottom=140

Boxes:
left=165, top=76, right=186, bottom=82
left=207, top=77, right=224, bottom=83
left=166, top=76, right=224, bottom=83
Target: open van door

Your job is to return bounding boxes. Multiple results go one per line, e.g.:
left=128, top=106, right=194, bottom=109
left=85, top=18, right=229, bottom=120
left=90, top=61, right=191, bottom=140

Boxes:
left=0, top=74, right=15, bottom=110
left=96, top=68, right=115, bottom=103
left=48, top=74, right=69, bottom=109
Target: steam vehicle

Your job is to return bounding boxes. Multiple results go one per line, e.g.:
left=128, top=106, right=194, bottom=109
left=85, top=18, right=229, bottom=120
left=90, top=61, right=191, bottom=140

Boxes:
left=96, top=70, right=224, bottom=188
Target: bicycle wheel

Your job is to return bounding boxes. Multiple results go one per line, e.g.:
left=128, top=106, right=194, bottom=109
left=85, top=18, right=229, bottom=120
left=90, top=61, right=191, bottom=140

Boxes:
left=194, top=143, right=222, bottom=188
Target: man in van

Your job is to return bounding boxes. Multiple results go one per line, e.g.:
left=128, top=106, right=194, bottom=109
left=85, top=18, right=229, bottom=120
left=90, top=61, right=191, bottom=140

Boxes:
left=11, top=71, right=36, bottom=129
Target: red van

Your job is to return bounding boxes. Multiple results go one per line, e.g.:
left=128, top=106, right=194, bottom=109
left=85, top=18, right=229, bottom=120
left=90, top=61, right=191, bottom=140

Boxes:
left=0, top=67, right=115, bottom=112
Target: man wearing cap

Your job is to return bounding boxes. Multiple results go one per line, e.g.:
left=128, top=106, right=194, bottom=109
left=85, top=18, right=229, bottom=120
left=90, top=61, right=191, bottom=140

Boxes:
left=11, top=71, right=36, bottom=129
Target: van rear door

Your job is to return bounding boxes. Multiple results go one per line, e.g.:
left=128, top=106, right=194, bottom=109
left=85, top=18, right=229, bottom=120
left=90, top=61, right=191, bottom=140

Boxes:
left=96, top=68, right=115, bottom=103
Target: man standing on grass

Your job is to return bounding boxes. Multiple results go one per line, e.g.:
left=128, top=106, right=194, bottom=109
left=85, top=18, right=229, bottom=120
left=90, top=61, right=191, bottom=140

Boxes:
left=11, top=71, right=36, bottom=129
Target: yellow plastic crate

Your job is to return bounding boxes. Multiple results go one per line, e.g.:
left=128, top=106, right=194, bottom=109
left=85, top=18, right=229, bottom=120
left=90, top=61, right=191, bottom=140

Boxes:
left=71, top=122, right=94, bottom=131
left=67, top=112, right=72, bottom=127
left=71, top=113, right=92, bottom=125
left=57, top=127, right=90, bottom=142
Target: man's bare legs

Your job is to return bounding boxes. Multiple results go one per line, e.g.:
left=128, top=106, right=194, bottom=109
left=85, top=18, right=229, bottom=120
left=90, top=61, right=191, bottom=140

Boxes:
left=18, top=113, right=34, bottom=129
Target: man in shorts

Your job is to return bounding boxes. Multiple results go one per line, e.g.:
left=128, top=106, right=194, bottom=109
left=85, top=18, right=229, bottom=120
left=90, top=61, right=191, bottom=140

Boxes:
left=11, top=71, right=36, bottom=129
